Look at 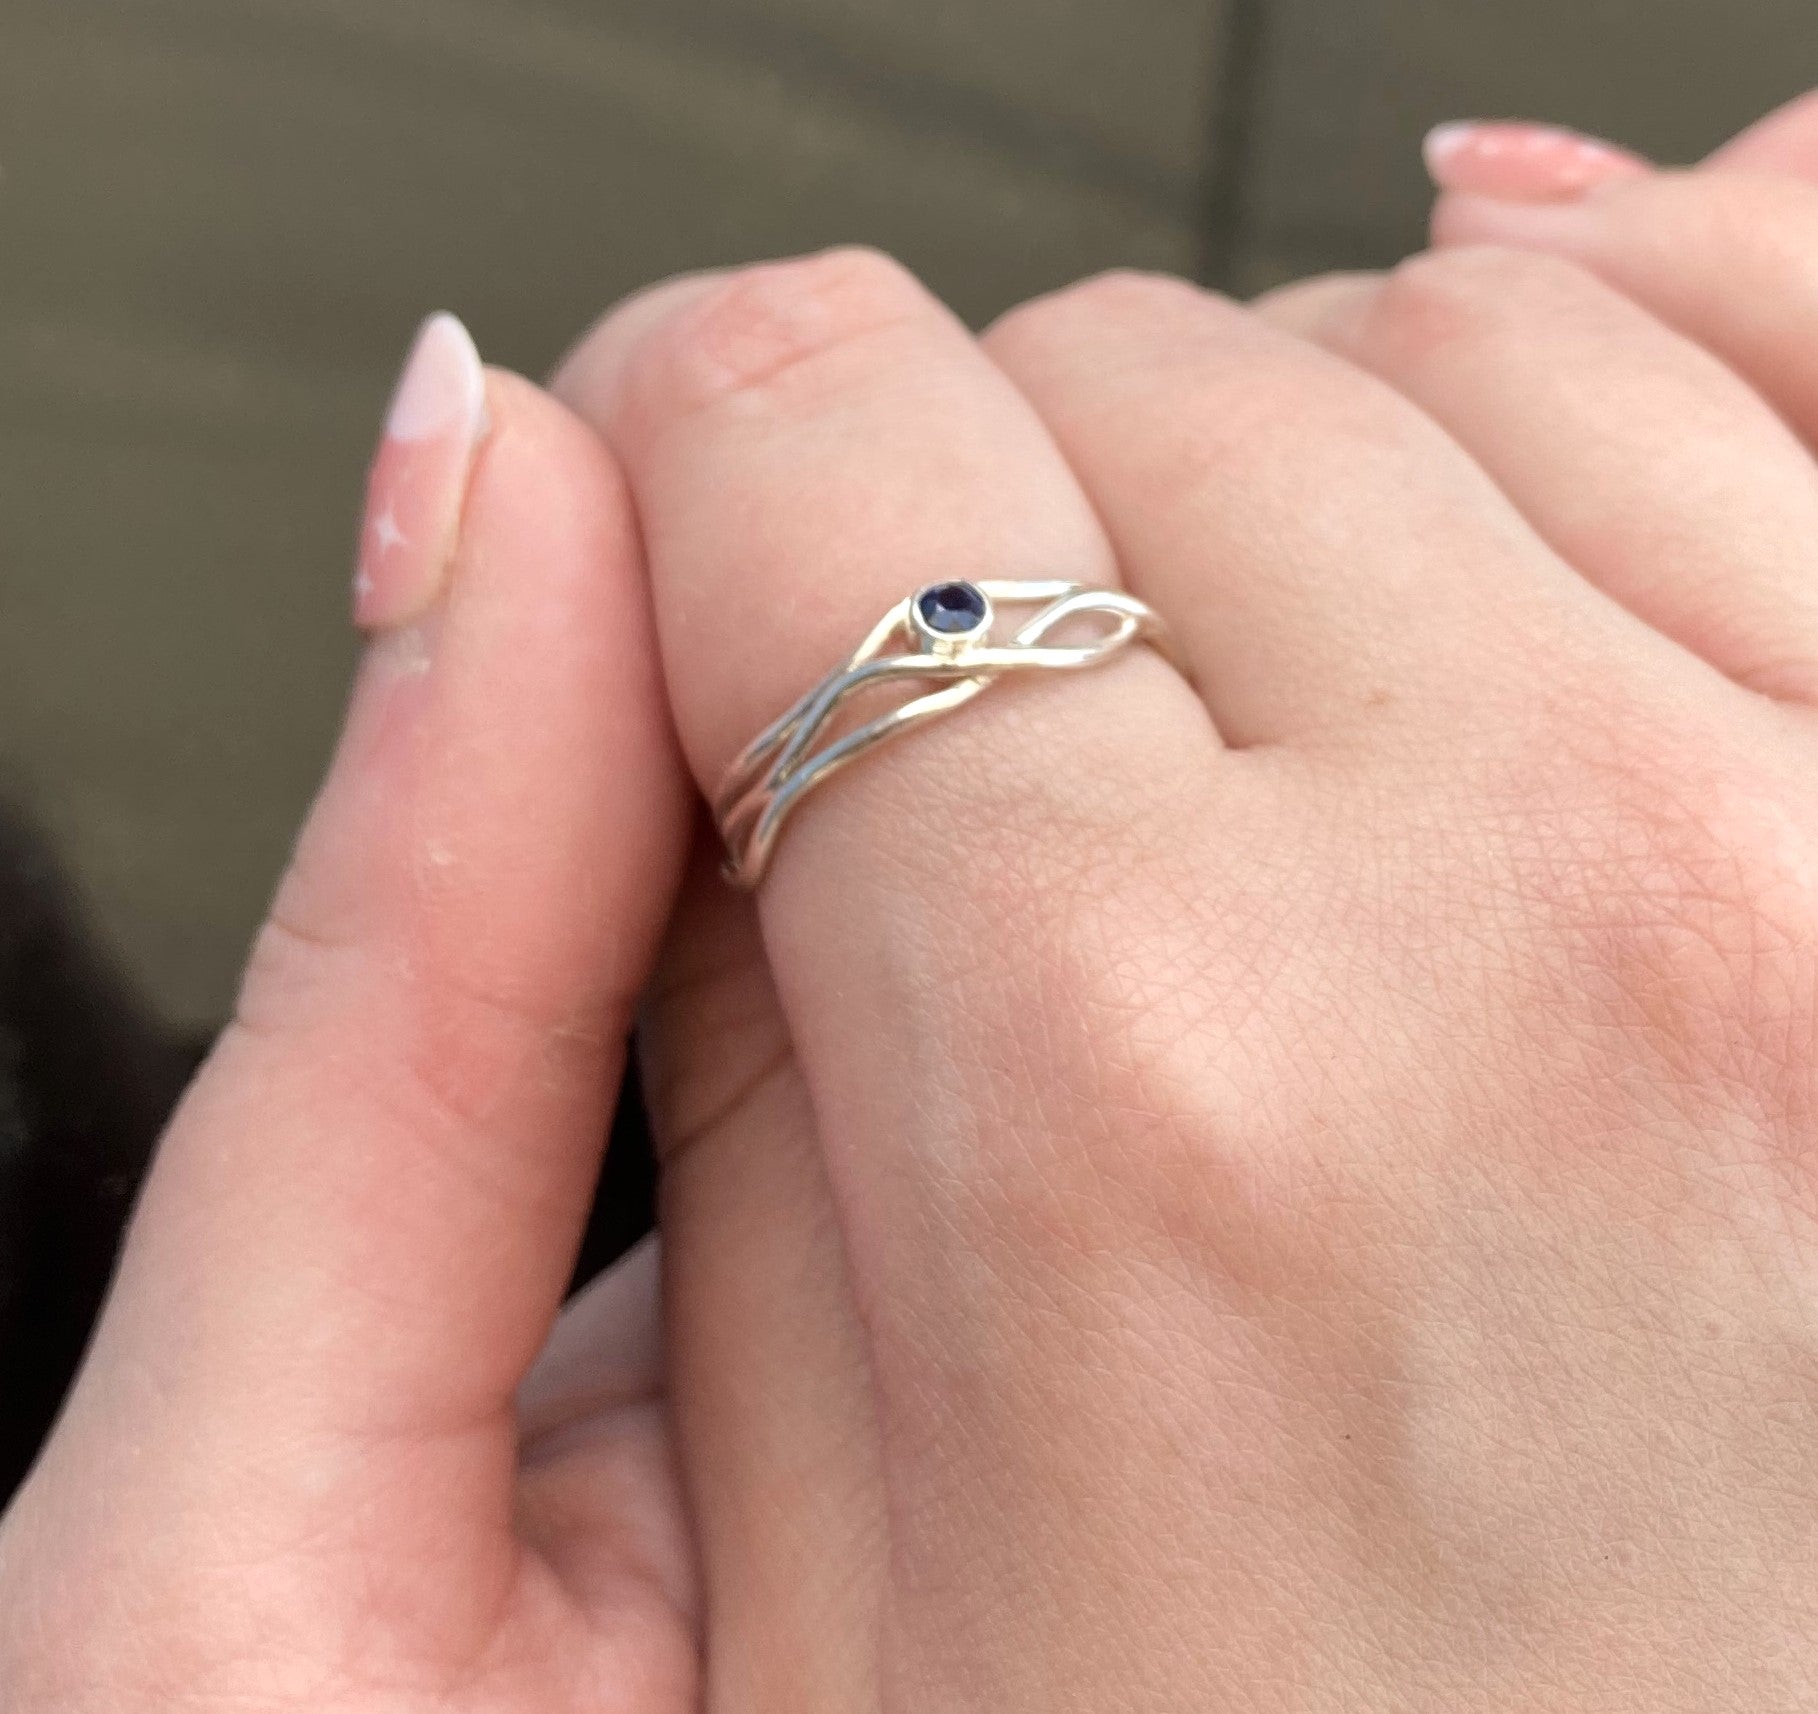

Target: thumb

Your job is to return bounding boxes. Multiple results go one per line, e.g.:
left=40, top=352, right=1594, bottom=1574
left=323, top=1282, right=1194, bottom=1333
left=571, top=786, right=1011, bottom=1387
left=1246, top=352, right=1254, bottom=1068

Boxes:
left=33, top=316, right=690, bottom=1525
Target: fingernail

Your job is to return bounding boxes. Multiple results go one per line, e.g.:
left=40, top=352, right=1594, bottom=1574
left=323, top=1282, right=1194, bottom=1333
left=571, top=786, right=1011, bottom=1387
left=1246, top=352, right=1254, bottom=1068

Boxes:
left=354, top=313, right=488, bottom=631
left=1424, top=121, right=1649, bottom=204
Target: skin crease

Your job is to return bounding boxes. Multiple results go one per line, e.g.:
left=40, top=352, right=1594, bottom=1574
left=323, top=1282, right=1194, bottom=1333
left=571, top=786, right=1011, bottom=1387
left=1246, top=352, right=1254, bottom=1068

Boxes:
left=8, top=94, right=1818, bottom=1712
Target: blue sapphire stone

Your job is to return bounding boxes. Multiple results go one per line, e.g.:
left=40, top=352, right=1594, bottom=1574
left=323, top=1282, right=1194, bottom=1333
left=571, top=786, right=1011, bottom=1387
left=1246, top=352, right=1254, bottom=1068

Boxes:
left=917, top=580, right=989, bottom=636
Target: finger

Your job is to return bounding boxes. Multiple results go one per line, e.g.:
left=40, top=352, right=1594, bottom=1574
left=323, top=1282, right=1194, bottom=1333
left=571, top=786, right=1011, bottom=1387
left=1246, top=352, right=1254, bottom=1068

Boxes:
left=551, top=247, right=1216, bottom=1272
left=642, top=853, right=884, bottom=1706
left=1706, top=87, right=1818, bottom=178
left=1258, top=248, right=1818, bottom=703
left=984, top=272, right=1657, bottom=747
left=553, top=256, right=1219, bottom=1130
left=553, top=249, right=1220, bottom=1597
left=1431, top=168, right=1818, bottom=454
left=512, top=1232, right=700, bottom=1640
left=1417, top=96, right=1818, bottom=213
left=518, top=1235, right=664, bottom=1439
left=65, top=323, right=691, bottom=1489
left=516, top=844, right=885, bottom=1706
left=1422, top=121, right=1650, bottom=205
left=554, top=249, right=1210, bottom=798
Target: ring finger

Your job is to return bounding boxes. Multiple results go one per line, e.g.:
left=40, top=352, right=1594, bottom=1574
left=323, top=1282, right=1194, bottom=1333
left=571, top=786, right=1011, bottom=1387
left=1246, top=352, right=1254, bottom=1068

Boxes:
left=555, top=246, right=1219, bottom=1156
left=552, top=243, right=1223, bottom=1664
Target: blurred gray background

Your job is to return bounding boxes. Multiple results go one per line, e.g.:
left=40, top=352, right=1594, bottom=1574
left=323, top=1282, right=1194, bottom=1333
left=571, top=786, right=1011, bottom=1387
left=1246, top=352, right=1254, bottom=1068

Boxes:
left=5, top=0, right=1817, bottom=1031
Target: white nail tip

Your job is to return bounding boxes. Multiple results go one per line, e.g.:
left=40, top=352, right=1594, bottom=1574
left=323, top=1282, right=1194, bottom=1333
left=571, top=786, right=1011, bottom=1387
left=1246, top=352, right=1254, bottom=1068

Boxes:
left=385, top=312, right=485, bottom=445
left=1423, top=122, right=1480, bottom=166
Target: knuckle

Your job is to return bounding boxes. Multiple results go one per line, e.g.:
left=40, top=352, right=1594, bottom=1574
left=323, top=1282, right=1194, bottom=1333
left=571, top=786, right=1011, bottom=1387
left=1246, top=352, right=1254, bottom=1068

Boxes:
left=988, top=267, right=1199, bottom=347
left=1253, top=269, right=1378, bottom=333
left=234, top=902, right=607, bottom=1154
left=234, top=906, right=361, bottom=1040
left=938, top=839, right=1344, bottom=1299
left=1367, top=245, right=1600, bottom=358
left=879, top=763, right=1290, bottom=1216
left=628, top=246, right=929, bottom=413
left=986, top=267, right=1206, bottom=357
left=1052, top=266, right=1205, bottom=318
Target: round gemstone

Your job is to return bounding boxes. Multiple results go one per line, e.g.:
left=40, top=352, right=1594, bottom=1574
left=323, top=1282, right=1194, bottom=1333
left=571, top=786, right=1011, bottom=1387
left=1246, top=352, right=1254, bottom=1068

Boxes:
left=916, top=580, right=989, bottom=635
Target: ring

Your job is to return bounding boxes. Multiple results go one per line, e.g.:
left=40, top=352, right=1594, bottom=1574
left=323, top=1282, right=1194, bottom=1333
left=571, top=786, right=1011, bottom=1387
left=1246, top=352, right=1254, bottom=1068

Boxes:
left=713, top=578, right=1177, bottom=888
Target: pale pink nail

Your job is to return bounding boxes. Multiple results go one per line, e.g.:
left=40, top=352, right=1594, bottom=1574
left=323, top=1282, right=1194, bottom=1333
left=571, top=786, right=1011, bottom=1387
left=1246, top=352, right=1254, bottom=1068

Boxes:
left=353, top=313, right=487, bottom=630
left=1424, top=121, right=1650, bottom=204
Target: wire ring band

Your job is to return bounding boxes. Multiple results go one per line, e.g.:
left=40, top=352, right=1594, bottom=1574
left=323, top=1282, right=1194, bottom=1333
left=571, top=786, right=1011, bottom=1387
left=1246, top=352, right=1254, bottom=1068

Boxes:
left=713, top=578, right=1177, bottom=888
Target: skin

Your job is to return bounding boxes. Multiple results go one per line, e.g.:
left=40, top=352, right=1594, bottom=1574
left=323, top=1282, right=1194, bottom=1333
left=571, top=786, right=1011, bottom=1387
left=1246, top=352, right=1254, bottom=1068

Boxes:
left=6, top=91, right=1818, bottom=1712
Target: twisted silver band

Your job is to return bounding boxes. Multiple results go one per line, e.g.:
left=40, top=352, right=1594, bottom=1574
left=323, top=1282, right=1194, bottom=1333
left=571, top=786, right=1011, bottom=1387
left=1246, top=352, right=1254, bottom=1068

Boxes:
left=714, top=578, right=1176, bottom=888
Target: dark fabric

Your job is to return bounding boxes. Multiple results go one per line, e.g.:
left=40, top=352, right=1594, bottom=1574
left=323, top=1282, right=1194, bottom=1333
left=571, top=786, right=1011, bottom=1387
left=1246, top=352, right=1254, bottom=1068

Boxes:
left=0, top=807, right=195, bottom=1499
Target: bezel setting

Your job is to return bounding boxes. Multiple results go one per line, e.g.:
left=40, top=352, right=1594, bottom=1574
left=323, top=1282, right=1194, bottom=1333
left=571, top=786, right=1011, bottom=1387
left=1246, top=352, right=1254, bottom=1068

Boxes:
left=909, top=580, right=993, bottom=654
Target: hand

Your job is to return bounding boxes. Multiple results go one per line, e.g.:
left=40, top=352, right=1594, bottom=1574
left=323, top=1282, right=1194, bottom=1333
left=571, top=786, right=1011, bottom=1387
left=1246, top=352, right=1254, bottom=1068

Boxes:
left=10, top=96, right=1818, bottom=1711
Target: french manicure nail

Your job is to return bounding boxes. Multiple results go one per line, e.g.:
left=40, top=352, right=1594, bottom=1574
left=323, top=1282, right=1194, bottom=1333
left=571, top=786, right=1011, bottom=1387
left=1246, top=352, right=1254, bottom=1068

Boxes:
left=1424, top=121, right=1649, bottom=204
left=354, top=313, right=488, bottom=631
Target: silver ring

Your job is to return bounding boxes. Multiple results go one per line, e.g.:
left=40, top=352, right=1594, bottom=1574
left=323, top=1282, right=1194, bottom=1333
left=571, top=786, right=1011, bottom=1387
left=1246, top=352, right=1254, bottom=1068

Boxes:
left=713, top=578, right=1177, bottom=888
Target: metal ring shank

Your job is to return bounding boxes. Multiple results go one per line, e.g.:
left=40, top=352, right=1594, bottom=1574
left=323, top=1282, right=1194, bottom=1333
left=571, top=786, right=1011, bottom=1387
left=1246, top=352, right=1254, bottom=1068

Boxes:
left=713, top=579, right=1176, bottom=888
